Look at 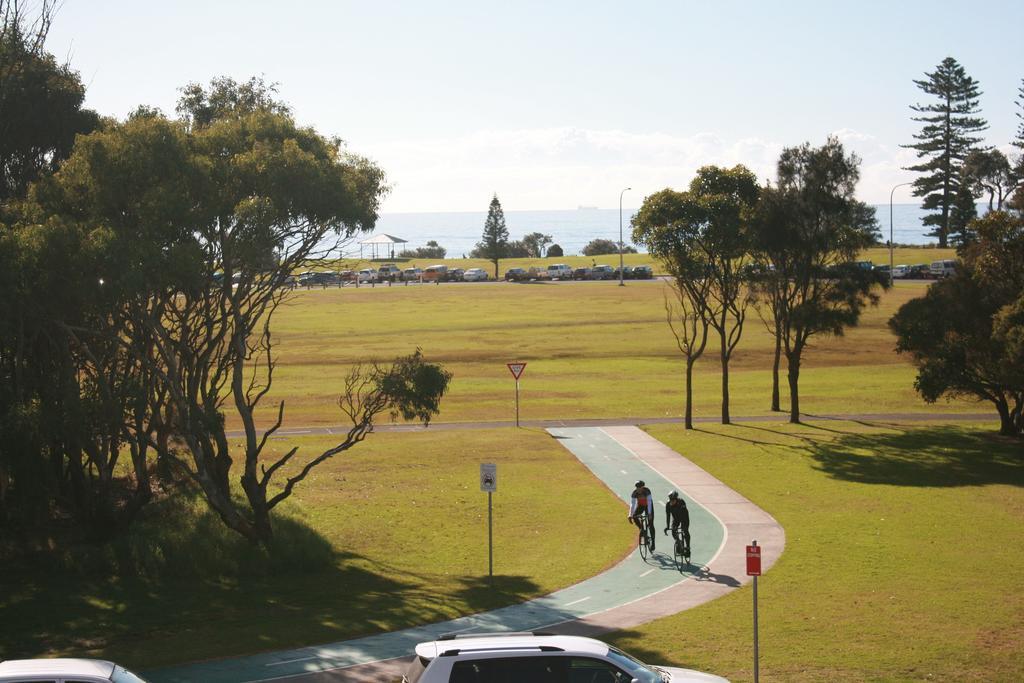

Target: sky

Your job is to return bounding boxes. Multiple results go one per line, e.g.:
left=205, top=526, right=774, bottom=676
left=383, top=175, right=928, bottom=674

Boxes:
left=43, top=0, right=1024, bottom=213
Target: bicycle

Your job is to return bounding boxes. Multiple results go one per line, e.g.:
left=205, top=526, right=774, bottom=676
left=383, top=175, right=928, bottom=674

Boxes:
left=633, top=511, right=655, bottom=560
left=666, top=526, right=691, bottom=569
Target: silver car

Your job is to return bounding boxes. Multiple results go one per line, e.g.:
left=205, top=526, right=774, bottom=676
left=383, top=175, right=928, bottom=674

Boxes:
left=0, top=659, right=148, bottom=682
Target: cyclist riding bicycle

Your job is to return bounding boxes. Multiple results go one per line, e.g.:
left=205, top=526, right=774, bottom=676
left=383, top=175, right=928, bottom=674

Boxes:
left=628, top=480, right=656, bottom=551
left=663, top=490, right=690, bottom=554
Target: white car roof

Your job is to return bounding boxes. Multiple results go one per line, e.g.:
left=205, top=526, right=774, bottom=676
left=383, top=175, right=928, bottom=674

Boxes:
left=0, top=658, right=115, bottom=677
left=414, top=634, right=609, bottom=660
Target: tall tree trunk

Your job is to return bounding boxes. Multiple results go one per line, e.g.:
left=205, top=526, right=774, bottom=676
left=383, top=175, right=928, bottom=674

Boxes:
left=720, top=331, right=730, bottom=425
left=787, top=352, right=801, bottom=424
left=684, top=356, right=695, bottom=430
left=994, top=396, right=1016, bottom=436
left=771, top=321, right=781, bottom=411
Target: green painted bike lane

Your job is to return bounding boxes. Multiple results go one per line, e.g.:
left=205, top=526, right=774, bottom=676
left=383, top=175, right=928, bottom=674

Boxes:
left=146, top=427, right=726, bottom=683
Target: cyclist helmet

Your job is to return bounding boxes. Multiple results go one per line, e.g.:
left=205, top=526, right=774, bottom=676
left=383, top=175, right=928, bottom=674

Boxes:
left=634, top=480, right=645, bottom=488
left=668, top=490, right=679, bottom=499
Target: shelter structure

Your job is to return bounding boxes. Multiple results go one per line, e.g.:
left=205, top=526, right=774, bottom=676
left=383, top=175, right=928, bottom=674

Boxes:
left=360, top=233, right=408, bottom=260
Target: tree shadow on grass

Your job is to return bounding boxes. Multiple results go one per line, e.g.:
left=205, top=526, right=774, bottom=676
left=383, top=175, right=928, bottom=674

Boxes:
left=0, top=503, right=541, bottom=670
left=809, top=425, right=1024, bottom=488
left=450, top=574, right=543, bottom=611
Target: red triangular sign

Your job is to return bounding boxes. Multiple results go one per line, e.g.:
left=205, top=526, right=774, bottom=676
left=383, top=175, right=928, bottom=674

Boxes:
left=507, top=362, right=527, bottom=380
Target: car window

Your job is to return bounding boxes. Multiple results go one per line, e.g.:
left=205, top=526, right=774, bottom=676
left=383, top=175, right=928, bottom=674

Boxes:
left=449, top=655, right=567, bottom=683
left=567, top=657, right=631, bottom=683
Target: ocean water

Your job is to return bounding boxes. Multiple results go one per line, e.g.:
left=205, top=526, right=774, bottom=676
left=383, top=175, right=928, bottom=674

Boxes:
left=368, top=204, right=951, bottom=258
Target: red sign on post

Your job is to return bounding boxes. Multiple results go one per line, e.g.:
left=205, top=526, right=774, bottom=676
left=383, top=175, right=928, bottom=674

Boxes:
left=507, top=362, right=527, bottom=380
left=746, top=544, right=762, bottom=576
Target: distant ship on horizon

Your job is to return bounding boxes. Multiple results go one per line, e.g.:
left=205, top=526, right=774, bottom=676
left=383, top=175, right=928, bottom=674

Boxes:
left=577, top=205, right=599, bottom=210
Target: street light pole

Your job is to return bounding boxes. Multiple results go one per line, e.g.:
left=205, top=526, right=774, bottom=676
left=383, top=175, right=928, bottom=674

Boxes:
left=619, top=187, right=631, bottom=287
left=890, top=182, right=913, bottom=287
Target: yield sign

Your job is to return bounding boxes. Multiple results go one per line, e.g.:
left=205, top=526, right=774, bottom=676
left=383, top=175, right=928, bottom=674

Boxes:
left=507, top=362, right=527, bottom=380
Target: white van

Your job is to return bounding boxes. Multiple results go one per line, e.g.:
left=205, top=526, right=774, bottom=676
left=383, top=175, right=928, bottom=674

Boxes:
left=547, top=263, right=574, bottom=280
left=929, top=259, right=956, bottom=279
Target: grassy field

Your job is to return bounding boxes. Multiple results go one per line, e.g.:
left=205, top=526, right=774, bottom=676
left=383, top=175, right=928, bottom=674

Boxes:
left=262, top=264, right=973, bottom=430
left=0, top=428, right=627, bottom=668
left=608, top=421, right=1024, bottom=682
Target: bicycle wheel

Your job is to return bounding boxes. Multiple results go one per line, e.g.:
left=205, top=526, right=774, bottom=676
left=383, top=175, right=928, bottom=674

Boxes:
left=638, top=530, right=649, bottom=560
left=673, top=539, right=683, bottom=569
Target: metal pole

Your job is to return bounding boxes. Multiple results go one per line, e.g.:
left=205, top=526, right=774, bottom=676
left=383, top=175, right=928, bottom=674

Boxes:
left=619, top=187, right=631, bottom=286
left=890, top=182, right=912, bottom=287
left=515, top=379, right=520, bottom=427
left=488, top=491, right=493, bottom=579
left=753, top=573, right=759, bottom=683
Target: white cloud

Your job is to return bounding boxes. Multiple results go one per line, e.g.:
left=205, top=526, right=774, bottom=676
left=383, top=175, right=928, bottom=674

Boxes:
left=361, top=126, right=927, bottom=212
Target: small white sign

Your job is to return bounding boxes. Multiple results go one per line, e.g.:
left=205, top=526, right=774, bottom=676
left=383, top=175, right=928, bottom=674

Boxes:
left=480, top=463, right=497, bottom=492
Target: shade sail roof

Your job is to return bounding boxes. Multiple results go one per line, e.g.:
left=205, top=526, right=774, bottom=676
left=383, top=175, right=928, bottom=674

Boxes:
left=359, top=234, right=408, bottom=245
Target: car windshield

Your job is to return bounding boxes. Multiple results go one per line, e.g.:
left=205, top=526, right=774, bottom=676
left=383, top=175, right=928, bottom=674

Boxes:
left=112, top=666, right=149, bottom=683
left=606, top=647, right=664, bottom=683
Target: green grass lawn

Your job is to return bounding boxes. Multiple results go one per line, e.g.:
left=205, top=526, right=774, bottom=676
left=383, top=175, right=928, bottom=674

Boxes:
left=0, top=428, right=627, bottom=668
left=607, top=420, right=1024, bottom=682
left=261, top=275, right=980, bottom=428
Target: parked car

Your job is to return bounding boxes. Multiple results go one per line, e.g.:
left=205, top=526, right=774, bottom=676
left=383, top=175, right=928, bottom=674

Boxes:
left=529, top=266, right=551, bottom=280
left=892, top=264, right=909, bottom=279
left=339, top=269, right=357, bottom=283
left=423, top=265, right=449, bottom=282
left=403, top=267, right=424, bottom=281
left=906, top=263, right=930, bottom=279
left=463, top=268, right=489, bottom=282
left=590, top=264, right=615, bottom=280
left=874, top=264, right=891, bottom=280
left=357, top=268, right=378, bottom=283
left=614, top=265, right=635, bottom=280
left=0, top=659, right=149, bottom=682
left=632, top=264, right=654, bottom=279
left=572, top=267, right=591, bottom=280
left=448, top=267, right=465, bottom=282
left=930, top=259, right=956, bottom=279
left=504, top=267, right=528, bottom=281
left=547, top=263, right=574, bottom=280
left=377, top=264, right=403, bottom=282
left=404, top=632, right=728, bottom=683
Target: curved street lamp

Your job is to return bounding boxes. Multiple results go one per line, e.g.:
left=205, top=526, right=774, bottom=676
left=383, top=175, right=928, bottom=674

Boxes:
left=890, top=182, right=913, bottom=286
left=619, top=187, right=631, bottom=286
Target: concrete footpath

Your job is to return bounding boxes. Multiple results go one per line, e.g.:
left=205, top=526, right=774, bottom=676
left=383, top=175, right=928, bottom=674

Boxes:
left=146, top=426, right=783, bottom=683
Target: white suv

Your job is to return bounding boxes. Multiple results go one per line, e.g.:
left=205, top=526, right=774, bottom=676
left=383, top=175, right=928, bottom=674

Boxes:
left=0, top=658, right=148, bottom=682
left=403, top=632, right=728, bottom=682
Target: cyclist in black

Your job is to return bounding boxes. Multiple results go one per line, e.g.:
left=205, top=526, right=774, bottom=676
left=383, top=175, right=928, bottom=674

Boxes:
left=663, top=490, right=690, bottom=554
left=628, top=480, right=656, bottom=551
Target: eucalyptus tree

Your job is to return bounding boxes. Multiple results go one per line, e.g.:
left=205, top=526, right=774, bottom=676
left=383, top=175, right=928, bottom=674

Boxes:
left=633, top=165, right=759, bottom=425
left=890, top=211, right=1024, bottom=436
left=37, top=79, right=450, bottom=546
left=0, top=0, right=98, bottom=204
left=904, top=57, right=988, bottom=247
left=750, top=139, right=886, bottom=423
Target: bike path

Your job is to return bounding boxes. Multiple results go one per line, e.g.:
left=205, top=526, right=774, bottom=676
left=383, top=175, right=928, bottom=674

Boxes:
left=147, top=427, right=776, bottom=683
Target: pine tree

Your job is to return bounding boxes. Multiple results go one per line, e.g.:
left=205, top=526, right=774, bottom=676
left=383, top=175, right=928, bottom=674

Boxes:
left=1011, top=79, right=1024, bottom=211
left=476, top=194, right=509, bottom=278
left=904, top=57, right=988, bottom=247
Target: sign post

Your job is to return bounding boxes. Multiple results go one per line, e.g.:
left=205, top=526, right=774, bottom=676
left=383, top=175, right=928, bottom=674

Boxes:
left=480, top=463, right=497, bottom=579
left=506, top=362, right=527, bottom=427
left=747, top=540, right=762, bottom=683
